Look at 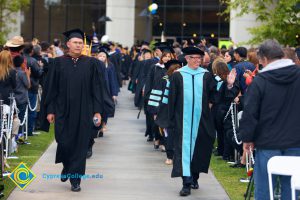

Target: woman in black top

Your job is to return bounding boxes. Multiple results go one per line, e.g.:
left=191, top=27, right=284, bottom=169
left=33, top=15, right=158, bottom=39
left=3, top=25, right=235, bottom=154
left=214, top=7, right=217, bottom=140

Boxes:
left=211, top=58, right=239, bottom=160
left=0, top=50, right=16, bottom=105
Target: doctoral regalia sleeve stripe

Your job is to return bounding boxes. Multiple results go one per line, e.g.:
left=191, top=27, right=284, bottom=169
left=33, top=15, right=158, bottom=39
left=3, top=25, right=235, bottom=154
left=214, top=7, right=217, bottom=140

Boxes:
left=148, top=100, right=159, bottom=107
left=164, top=89, right=169, bottom=96
left=162, top=97, right=168, bottom=104
left=152, top=89, right=163, bottom=95
left=149, top=95, right=161, bottom=101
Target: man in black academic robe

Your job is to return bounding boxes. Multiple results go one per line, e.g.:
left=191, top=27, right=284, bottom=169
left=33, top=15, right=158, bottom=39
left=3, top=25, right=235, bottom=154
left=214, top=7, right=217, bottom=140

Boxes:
left=44, top=29, right=103, bottom=192
left=168, top=47, right=217, bottom=196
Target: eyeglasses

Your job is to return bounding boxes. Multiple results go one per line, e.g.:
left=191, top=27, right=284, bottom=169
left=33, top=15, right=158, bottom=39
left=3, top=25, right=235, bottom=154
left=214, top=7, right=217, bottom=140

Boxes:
left=189, top=56, right=202, bottom=60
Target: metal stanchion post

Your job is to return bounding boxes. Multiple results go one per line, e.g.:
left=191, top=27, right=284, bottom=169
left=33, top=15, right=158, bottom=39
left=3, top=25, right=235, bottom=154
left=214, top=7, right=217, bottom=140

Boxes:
left=0, top=100, right=5, bottom=197
left=7, top=94, right=13, bottom=157
left=234, top=103, right=240, bottom=164
left=7, top=94, right=18, bottom=159
left=25, top=108, right=28, bottom=141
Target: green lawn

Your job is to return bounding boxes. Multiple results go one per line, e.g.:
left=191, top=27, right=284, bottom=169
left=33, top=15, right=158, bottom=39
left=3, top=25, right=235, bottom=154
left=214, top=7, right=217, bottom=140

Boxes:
left=210, top=155, right=253, bottom=200
left=2, top=126, right=54, bottom=199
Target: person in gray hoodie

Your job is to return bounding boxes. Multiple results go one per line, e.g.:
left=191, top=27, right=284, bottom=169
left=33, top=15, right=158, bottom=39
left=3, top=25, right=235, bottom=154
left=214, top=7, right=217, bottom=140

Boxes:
left=240, top=39, right=300, bottom=200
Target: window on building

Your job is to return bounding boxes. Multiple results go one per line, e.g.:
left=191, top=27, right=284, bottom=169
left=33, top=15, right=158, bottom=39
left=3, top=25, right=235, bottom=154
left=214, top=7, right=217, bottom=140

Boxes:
left=21, top=0, right=106, bottom=43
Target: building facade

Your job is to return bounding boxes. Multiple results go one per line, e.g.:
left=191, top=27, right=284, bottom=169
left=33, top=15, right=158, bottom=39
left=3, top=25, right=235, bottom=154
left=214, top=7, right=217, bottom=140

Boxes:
left=20, top=0, right=106, bottom=43
left=17, top=0, right=256, bottom=47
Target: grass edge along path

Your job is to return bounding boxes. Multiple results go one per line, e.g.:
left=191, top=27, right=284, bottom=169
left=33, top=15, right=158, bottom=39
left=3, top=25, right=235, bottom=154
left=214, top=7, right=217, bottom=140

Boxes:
left=210, top=154, right=254, bottom=200
left=3, top=126, right=55, bottom=199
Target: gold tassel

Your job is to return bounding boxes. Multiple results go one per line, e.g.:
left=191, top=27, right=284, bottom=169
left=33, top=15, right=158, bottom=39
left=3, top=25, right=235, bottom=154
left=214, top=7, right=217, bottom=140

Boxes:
left=82, top=33, right=91, bottom=56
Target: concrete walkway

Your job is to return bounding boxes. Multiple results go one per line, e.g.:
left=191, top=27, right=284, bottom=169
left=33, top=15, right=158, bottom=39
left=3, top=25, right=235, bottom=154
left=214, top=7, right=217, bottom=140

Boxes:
left=8, top=87, right=230, bottom=200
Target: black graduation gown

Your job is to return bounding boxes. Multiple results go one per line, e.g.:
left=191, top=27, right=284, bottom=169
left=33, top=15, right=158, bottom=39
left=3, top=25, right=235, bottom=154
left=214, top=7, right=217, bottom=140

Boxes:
left=105, top=62, right=120, bottom=97
left=168, top=66, right=217, bottom=178
left=145, top=64, right=167, bottom=113
left=121, top=54, right=132, bottom=80
left=144, top=64, right=167, bottom=100
left=129, top=59, right=139, bottom=93
left=128, top=56, right=138, bottom=78
left=44, top=55, right=104, bottom=177
left=109, top=52, right=122, bottom=87
left=134, top=58, right=159, bottom=108
left=210, top=77, right=240, bottom=156
left=211, top=78, right=240, bottom=128
left=91, top=61, right=115, bottom=135
left=154, top=75, right=170, bottom=128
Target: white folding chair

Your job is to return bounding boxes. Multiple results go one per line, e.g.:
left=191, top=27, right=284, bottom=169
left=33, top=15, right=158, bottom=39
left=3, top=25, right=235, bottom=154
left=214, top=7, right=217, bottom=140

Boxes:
left=2, top=105, right=11, bottom=158
left=267, top=156, right=300, bottom=200
left=291, top=174, right=300, bottom=200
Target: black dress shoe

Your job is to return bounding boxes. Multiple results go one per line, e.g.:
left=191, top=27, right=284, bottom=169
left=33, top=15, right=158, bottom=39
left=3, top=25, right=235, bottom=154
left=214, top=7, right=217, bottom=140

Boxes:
left=98, top=131, right=103, bottom=137
left=86, top=147, right=93, bottom=159
left=147, top=137, right=153, bottom=142
left=61, top=168, right=68, bottom=182
left=179, top=186, right=191, bottom=196
left=71, top=183, right=81, bottom=192
left=191, top=181, right=199, bottom=189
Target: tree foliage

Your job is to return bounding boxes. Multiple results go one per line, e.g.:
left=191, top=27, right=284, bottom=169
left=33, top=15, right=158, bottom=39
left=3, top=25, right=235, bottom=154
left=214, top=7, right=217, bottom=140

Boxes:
left=0, top=0, right=30, bottom=45
left=220, top=0, right=300, bottom=46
